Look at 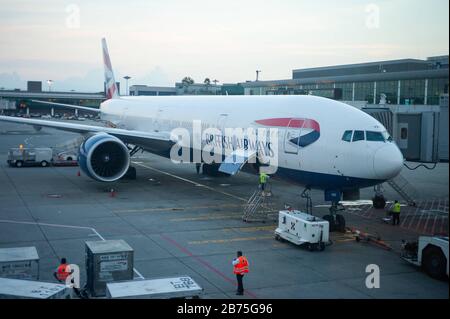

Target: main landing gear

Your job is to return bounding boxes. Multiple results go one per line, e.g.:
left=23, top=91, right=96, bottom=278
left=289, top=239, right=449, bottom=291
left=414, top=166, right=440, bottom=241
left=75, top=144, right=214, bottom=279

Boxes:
left=372, top=184, right=387, bottom=209
left=322, top=202, right=346, bottom=233
left=299, top=188, right=346, bottom=233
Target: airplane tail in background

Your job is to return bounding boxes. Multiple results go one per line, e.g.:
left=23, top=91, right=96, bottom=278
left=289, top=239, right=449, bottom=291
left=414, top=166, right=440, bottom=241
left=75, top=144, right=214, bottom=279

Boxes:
left=102, top=38, right=119, bottom=99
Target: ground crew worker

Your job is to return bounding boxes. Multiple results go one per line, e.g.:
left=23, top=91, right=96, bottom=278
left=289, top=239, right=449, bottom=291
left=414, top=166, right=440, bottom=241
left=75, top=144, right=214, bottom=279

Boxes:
left=392, top=200, right=401, bottom=225
left=232, top=251, right=249, bottom=295
left=195, top=163, right=202, bottom=174
left=53, top=258, right=72, bottom=282
left=259, top=172, right=269, bottom=192
left=53, top=258, right=85, bottom=298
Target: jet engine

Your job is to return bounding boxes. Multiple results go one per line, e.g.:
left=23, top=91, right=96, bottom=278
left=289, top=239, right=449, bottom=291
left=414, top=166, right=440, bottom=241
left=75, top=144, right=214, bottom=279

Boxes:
left=78, top=133, right=130, bottom=182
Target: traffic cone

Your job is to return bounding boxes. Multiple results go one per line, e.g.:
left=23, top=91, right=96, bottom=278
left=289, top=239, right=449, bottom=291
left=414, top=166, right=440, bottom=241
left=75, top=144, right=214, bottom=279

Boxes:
left=77, top=171, right=81, bottom=177
left=110, top=188, right=116, bottom=197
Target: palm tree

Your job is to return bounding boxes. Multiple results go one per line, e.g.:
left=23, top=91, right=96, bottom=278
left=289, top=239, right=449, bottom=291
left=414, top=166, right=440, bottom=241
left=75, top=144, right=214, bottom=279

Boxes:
left=181, top=77, right=194, bottom=86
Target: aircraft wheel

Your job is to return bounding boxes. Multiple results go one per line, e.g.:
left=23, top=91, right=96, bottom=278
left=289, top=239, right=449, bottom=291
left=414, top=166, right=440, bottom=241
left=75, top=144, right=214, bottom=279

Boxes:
left=372, top=195, right=386, bottom=209
left=323, top=215, right=336, bottom=232
left=335, top=214, right=346, bottom=232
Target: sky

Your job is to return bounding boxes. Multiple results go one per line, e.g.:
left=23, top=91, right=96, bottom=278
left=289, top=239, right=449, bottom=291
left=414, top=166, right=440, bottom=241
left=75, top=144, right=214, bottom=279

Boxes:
left=0, top=0, right=448, bottom=92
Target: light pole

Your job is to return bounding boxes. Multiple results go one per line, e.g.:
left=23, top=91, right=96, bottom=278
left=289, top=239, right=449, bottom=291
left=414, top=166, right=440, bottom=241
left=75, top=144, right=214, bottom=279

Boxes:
left=47, top=80, right=54, bottom=92
left=212, top=79, right=219, bottom=95
left=256, top=70, right=261, bottom=81
left=123, top=76, right=131, bottom=95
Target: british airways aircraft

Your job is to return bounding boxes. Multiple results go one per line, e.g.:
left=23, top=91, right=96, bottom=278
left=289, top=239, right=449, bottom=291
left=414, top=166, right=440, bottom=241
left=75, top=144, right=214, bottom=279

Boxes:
left=0, top=39, right=404, bottom=230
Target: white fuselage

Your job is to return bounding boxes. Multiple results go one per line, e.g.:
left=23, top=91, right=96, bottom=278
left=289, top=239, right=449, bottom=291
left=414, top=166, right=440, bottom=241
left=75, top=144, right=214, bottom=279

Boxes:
left=100, top=95, right=403, bottom=191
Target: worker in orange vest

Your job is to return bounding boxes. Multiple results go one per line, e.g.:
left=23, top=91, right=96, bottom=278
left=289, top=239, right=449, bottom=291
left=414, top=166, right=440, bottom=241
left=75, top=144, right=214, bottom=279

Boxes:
left=53, top=258, right=73, bottom=283
left=232, top=251, right=249, bottom=295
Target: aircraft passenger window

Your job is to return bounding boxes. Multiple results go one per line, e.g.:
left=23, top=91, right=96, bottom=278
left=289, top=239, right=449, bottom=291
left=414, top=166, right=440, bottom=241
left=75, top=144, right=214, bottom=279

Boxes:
left=366, top=131, right=385, bottom=142
left=352, top=130, right=365, bottom=142
left=341, top=130, right=353, bottom=142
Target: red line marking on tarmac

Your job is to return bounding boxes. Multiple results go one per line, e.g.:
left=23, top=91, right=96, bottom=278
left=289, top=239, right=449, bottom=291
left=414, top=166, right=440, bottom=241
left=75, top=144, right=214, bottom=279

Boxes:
left=160, top=233, right=258, bottom=299
left=407, top=203, right=420, bottom=230
left=431, top=214, right=438, bottom=235
left=439, top=217, right=447, bottom=235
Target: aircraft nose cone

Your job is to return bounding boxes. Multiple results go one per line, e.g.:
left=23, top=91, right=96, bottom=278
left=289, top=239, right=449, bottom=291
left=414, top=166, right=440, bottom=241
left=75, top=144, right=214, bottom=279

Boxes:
left=373, top=144, right=404, bottom=180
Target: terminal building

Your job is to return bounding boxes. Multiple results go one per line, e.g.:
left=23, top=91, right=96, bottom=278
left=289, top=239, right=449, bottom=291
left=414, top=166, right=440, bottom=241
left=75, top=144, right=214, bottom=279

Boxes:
left=240, top=56, right=449, bottom=162
left=129, top=83, right=244, bottom=96
left=240, top=55, right=448, bottom=105
left=0, top=81, right=105, bottom=116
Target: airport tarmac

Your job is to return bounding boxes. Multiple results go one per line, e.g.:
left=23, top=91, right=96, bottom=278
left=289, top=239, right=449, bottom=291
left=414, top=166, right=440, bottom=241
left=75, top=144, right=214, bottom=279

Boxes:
left=0, top=121, right=448, bottom=299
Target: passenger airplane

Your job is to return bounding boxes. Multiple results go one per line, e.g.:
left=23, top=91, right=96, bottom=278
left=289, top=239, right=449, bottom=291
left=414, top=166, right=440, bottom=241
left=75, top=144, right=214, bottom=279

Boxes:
left=0, top=39, right=404, bottom=230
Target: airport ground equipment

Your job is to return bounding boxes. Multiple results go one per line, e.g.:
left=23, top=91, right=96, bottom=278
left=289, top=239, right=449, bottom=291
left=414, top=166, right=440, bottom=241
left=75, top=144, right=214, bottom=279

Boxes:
left=349, top=227, right=392, bottom=251
left=274, top=210, right=329, bottom=251
left=243, top=186, right=277, bottom=222
left=0, top=278, right=70, bottom=299
left=401, top=236, right=449, bottom=280
left=106, top=276, right=203, bottom=299
left=7, top=147, right=53, bottom=167
left=85, top=240, right=134, bottom=297
left=0, top=246, right=39, bottom=280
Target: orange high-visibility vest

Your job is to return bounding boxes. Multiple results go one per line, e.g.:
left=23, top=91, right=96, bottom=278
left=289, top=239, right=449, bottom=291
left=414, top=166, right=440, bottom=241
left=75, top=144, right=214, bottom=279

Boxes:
left=56, top=264, right=70, bottom=281
left=233, top=256, right=249, bottom=275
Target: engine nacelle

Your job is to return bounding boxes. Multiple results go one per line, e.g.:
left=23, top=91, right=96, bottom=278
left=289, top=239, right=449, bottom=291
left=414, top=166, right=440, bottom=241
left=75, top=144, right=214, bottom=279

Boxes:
left=78, top=133, right=130, bottom=182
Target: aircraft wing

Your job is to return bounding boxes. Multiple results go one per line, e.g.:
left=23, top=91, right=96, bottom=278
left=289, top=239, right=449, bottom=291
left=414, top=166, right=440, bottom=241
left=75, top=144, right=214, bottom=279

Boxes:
left=31, top=100, right=102, bottom=113
left=0, top=115, right=175, bottom=150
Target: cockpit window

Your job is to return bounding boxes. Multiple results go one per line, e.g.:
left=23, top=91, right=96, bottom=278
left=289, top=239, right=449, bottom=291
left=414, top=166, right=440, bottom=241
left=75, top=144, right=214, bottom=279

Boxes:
left=382, top=131, right=393, bottom=142
left=342, top=130, right=353, bottom=142
left=366, top=131, right=385, bottom=142
left=352, top=130, right=365, bottom=142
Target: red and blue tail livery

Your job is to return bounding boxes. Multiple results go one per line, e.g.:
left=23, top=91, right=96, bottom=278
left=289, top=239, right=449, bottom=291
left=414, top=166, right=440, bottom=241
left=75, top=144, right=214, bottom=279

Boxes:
left=255, top=118, right=321, bottom=147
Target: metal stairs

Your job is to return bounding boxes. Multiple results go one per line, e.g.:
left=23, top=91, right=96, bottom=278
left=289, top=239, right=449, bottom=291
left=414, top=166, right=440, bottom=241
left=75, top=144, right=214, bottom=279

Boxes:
left=52, top=136, right=85, bottom=155
left=243, top=188, right=277, bottom=222
left=387, top=173, right=418, bottom=206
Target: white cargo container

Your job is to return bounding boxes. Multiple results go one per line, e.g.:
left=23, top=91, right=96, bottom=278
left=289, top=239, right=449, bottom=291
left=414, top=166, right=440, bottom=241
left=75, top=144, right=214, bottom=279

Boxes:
left=85, top=240, right=134, bottom=297
left=106, top=276, right=203, bottom=299
left=0, top=246, right=39, bottom=280
left=275, top=210, right=330, bottom=251
left=0, top=278, right=70, bottom=299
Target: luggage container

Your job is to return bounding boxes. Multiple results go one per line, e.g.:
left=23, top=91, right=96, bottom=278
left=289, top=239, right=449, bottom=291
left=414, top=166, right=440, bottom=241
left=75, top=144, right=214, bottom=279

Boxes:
left=85, top=240, right=134, bottom=297
left=0, top=246, right=39, bottom=280
left=0, top=278, right=70, bottom=299
left=106, top=276, right=203, bottom=299
left=275, top=210, right=330, bottom=251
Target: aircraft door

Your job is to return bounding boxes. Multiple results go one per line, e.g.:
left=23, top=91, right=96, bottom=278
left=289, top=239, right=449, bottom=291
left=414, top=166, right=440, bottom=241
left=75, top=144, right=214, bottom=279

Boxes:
left=284, top=118, right=303, bottom=155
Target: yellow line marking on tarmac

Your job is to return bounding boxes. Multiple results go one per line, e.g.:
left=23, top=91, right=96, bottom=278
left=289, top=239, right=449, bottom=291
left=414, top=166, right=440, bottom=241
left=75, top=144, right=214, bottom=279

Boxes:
left=235, top=225, right=275, bottom=232
left=188, top=236, right=273, bottom=245
left=114, top=204, right=242, bottom=214
left=171, top=214, right=242, bottom=222
left=133, top=162, right=248, bottom=201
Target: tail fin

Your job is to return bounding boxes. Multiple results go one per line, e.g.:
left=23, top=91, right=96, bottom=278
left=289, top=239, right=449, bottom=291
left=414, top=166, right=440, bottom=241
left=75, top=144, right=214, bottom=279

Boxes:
left=102, top=38, right=119, bottom=99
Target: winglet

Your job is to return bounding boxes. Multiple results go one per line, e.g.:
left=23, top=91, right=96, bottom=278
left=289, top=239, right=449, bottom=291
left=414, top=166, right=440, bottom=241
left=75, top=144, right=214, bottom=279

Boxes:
left=102, top=38, right=119, bottom=99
